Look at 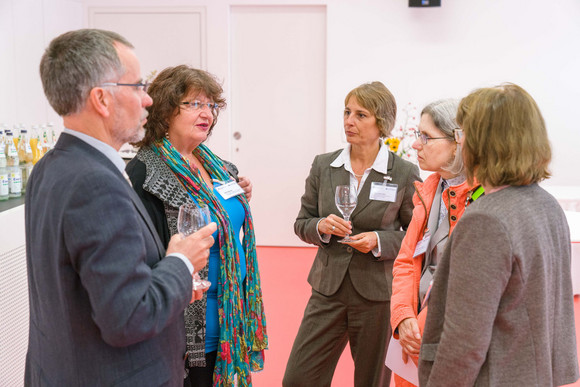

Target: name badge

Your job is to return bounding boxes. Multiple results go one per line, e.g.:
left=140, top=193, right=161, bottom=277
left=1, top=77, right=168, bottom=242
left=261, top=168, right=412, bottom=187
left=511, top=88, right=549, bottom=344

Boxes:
left=413, top=232, right=431, bottom=257
left=215, top=180, right=244, bottom=200
left=370, top=182, right=398, bottom=202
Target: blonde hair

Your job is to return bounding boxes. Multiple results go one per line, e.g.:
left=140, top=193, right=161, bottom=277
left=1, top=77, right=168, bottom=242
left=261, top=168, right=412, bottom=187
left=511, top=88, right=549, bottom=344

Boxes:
left=457, top=83, right=551, bottom=186
left=344, top=81, right=396, bottom=137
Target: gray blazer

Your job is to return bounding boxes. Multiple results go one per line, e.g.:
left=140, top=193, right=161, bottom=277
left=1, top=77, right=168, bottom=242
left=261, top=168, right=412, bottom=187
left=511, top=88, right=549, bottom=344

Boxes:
left=418, top=184, right=579, bottom=386
left=24, top=133, right=192, bottom=386
left=295, top=149, right=420, bottom=301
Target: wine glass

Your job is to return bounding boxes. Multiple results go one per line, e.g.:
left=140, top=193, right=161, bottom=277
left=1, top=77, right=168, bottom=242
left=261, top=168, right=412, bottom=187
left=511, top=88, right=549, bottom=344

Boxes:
left=177, top=203, right=212, bottom=291
left=335, top=185, right=357, bottom=243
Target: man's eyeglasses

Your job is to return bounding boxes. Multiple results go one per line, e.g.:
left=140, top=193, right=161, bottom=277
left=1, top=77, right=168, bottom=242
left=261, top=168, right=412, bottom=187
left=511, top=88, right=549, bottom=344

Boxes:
left=100, top=82, right=150, bottom=93
left=414, top=131, right=453, bottom=145
left=453, top=128, right=464, bottom=143
left=180, top=101, right=219, bottom=112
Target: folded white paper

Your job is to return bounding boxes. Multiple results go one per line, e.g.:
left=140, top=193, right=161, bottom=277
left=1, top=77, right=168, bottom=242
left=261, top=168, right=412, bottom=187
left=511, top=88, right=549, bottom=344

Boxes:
left=385, top=336, right=419, bottom=386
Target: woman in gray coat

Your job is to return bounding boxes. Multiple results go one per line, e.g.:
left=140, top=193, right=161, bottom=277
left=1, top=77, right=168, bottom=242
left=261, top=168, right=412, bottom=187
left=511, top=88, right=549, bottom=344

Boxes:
left=418, top=83, right=579, bottom=386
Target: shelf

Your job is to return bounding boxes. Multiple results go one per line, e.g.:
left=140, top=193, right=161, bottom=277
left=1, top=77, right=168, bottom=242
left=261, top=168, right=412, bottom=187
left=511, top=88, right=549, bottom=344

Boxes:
left=0, top=196, right=25, bottom=213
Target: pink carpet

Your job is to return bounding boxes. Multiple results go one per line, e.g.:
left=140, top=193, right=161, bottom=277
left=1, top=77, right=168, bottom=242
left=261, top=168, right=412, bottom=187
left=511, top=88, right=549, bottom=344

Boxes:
left=252, top=246, right=580, bottom=387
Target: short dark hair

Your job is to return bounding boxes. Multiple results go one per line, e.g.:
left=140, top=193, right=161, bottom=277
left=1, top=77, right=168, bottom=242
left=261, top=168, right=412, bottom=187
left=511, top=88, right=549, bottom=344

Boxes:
left=136, top=65, right=226, bottom=147
left=39, top=29, right=133, bottom=116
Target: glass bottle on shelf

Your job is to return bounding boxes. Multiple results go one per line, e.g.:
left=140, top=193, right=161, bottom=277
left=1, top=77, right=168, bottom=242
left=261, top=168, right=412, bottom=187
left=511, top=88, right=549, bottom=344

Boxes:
left=4, top=131, right=21, bottom=198
left=9, top=165, right=22, bottom=198
left=0, top=126, right=5, bottom=168
left=0, top=128, right=8, bottom=201
left=18, top=129, right=33, bottom=194
left=5, top=131, right=18, bottom=167
left=30, top=125, right=40, bottom=164
left=0, top=125, right=5, bottom=151
left=41, top=124, right=51, bottom=156
left=48, top=122, right=58, bottom=147
left=0, top=164, right=8, bottom=201
left=18, top=129, right=33, bottom=164
left=12, top=124, right=21, bottom=149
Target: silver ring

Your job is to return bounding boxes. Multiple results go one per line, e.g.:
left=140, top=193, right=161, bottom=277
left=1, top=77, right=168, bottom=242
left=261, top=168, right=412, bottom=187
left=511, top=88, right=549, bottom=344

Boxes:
left=331, top=225, right=336, bottom=231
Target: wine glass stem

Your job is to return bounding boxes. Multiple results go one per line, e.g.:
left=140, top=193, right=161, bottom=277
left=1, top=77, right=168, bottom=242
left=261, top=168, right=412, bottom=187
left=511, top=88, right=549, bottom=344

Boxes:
left=344, top=216, right=350, bottom=236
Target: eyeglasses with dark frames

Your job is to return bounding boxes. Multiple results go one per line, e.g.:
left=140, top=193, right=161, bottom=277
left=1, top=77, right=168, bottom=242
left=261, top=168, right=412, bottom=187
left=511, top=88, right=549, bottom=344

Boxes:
left=414, top=131, right=453, bottom=145
left=180, top=101, right=220, bottom=112
left=100, top=82, right=150, bottom=93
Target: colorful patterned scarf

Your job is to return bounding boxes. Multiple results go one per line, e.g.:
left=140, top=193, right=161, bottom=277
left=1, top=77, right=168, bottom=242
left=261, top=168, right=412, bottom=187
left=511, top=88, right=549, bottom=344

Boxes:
left=151, top=138, right=267, bottom=387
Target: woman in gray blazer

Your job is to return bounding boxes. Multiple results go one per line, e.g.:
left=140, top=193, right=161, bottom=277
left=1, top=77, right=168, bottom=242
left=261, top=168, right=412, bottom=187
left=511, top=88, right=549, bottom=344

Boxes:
left=418, top=83, right=579, bottom=386
left=283, top=81, right=420, bottom=387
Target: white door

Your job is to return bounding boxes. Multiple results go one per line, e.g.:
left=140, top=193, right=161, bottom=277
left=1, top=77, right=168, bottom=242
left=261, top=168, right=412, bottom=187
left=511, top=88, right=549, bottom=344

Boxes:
left=230, top=6, right=326, bottom=246
left=89, top=7, right=206, bottom=79
left=90, top=5, right=327, bottom=247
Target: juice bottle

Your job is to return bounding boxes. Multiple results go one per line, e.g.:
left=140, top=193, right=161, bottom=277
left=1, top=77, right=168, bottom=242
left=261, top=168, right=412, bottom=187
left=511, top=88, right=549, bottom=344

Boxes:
left=18, top=129, right=33, bottom=194
left=0, top=128, right=7, bottom=201
left=5, top=132, right=21, bottom=198
left=5, top=131, right=18, bottom=167
left=12, top=125, right=20, bottom=149
left=30, top=125, right=39, bottom=164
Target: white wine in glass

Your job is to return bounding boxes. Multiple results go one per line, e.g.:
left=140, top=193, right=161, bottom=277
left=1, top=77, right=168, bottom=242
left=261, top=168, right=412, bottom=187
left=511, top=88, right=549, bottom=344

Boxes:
left=177, top=203, right=212, bottom=291
left=335, top=185, right=357, bottom=243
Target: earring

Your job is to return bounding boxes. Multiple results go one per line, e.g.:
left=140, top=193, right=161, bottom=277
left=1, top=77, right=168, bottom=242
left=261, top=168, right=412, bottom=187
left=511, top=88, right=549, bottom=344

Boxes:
left=165, top=130, right=169, bottom=140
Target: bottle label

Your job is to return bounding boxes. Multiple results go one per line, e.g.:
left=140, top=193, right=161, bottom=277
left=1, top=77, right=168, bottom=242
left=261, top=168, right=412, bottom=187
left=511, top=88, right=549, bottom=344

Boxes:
left=7, top=144, right=18, bottom=157
left=10, top=171, right=22, bottom=193
left=0, top=172, right=9, bottom=196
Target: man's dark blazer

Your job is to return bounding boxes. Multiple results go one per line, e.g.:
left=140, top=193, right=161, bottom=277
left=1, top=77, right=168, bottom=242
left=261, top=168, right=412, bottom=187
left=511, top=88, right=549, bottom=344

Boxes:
left=295, top=149, right=420, bottom=301
left=24, top=133, right=192, bottom=386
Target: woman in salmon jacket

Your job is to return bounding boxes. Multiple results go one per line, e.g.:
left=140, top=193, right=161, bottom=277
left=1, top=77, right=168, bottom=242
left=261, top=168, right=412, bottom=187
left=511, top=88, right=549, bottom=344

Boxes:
left=389, top=99, right=482, bottom=387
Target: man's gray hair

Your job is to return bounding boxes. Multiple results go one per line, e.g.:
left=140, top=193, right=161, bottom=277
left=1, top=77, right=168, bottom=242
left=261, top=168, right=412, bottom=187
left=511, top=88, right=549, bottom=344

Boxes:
left=39, top=29, right=134, bottom=116
left=421, top=98, right=464, bottom=175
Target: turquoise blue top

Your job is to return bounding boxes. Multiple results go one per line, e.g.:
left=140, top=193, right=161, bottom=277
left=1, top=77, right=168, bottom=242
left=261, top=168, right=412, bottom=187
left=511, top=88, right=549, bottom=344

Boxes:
left=205, top=182, right=247, bottom=353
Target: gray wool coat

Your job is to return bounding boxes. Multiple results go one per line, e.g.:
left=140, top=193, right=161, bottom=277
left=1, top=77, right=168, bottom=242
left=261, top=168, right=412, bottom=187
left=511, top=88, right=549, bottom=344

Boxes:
left=418, top=184, right=579, bottom=387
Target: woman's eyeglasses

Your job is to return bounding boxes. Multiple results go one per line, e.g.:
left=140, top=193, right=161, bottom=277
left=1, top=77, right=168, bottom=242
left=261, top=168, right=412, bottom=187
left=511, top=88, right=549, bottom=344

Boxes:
left=180, top=101, right=219, bottom=112
left=414, top=131, right=453, bottom=145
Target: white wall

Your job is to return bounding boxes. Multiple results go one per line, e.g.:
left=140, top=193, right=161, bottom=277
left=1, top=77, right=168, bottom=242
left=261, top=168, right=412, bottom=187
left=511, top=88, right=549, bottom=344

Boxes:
left=324, top=0, right=580, bottom=188
left=0, top=0, right=83, bottom=127
left=1, top=0, right=579, bottom=186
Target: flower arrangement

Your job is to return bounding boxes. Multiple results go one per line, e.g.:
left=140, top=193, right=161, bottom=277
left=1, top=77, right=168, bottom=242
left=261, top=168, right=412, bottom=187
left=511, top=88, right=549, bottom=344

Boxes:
left=384, top=102, right=419, bottom=163
left=145, top=69, right=158, bottom=82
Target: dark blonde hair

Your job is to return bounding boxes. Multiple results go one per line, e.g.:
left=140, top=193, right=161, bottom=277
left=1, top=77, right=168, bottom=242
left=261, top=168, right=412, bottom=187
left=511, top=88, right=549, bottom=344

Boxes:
left=344, top=81, right=397, bottom=137
left=135, top=65, right=226, bottom=147
left=457, top=83, right=551, bottom=187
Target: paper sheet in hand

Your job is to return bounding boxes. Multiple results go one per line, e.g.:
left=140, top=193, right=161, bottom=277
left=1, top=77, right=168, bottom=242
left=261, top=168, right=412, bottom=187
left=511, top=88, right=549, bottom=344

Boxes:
left=384, top=336, right=419, bottom=386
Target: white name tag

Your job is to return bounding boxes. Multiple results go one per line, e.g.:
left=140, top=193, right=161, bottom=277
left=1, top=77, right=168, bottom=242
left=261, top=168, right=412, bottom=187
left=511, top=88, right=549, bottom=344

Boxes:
left=215, top=180, right=244, bottom=200
left=413, top=232, right=431, bottom=257
left=370, top=182, right=398, bottom=202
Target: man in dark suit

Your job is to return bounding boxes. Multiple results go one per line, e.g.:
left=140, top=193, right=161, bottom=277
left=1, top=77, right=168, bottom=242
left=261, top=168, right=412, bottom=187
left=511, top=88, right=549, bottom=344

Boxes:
left=25, top=29, right=216, bottom=386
